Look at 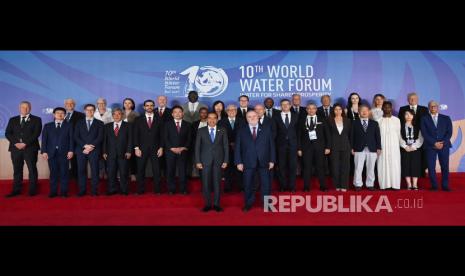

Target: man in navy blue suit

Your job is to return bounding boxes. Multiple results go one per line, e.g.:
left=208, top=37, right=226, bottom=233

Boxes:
left=420, top=100, right=453, bottom=191
left=74, top=104, right=104, bottom=196
left=41, top=107, right=74, bottom=198
left=235, top=110, right=276, bottom=212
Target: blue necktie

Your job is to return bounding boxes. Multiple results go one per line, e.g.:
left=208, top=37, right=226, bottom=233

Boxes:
left=87, top=120, right=91, bottom=131
left=230, top=119, right=235, bottom=130
left=284, top=113, right=290, bottom=128
left=65, top=112, right=71, bottom=122
left=210, top=128, right=215, bottom=142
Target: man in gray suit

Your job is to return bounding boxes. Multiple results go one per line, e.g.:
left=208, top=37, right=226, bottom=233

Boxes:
left=182, top=91, right=208, bottom=123
left=195, top=112, right=229, bottom=212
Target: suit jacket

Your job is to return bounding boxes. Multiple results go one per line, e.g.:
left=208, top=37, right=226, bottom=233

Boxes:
left=317, top=106, right=334, bottom=119
left=291, top=105, right=307, bottom=123
left=273, top=112, right=299, bottom=148
left=236, top=107, right=253, bottom=119
left=350, top=119, right=381, bottom=152
left=297, top=115, right=331, bottom=151
left=234, top=124, right=276, bottom=168
left=164, top=120, right=192, bottom=150
left=195, top=126, right=229, bottom=166
left=103, top=121, right=133, bottom=158
left=264, top=108, right=280, bottom=119
left=41, top=121, right=74, bottom=157
left=219, top=116, right=245, bottom=145
left=398, top=105, right=429, bottom=125
left=5, top=114, right=42, bottom=152
left=182, top=102, right=208, bottom=123
left=420, top=113, right=452, bottom=149
left=74, top=118, right=104, bottom=153
left=328, top=117, right=351, bottom=151
left=133, top=115, right=164, bottom=153
left=154, top=107, right=172, bottom=122
left=67, top=110, right=85, bottom=127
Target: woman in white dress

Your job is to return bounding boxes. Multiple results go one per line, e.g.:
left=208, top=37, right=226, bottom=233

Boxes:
left=370, top=93, right=385, bottom=121
left=377, top=101, right=402, bottom=190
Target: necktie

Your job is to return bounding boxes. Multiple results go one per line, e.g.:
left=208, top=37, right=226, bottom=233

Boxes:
left=362, top=120, right=368, bottom=132
left=267, top=109, right=272, bottom=118
left=176, top=121, right=181, bottom=133
left=65, top=112, right=71, bottom=122
left=242, top=109, right=246, bottom=117
left=114, top=123, right=119, bottom=136
left=56, top=122, right=61, bottom=129
left=284, top=113, right=290, bottom=128
left=294, top=107, right=298, bottom=113
left=252, top=126, right=257, bottom=141
left=21, top=116, right=26, bottom=128
left=160, top=108, right=164, bottom=117
left=230, top=119, right=235, bottom=130
left=310, top=117, right=315, bottom=130
left=210, top=128, right=215, bottom=142
left=147, top=117, right=152, bottom=129
left=325, top=108, right=329, bottom=117
left=87, top=120, right=91, bottom=131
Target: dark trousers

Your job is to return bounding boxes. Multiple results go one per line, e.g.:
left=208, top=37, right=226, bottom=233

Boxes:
left=426, top=147, right=450, bottom=189
left=76, top=150, right=100, bottom=195
left=69, top=155, right=78, bottom=179
left=330, top=150, right=350, bottom=189
left=200, top=164, right=222, bottom=207
left=302, top=144, right=326, bottom=189
left=136, top=152, right=160, bottom=193
left=277, top=145, right=297, bottom=190
left=48, top=152, right=69, bottom=195
left=107, top=157, right=129, bottom=194
left=243, top=166, right=271, bottom=207
left=166, top=151, right=188, bottom=193
left=10, top=149, right=38, bottom=194
left=224, top=148, right=243, bottom=191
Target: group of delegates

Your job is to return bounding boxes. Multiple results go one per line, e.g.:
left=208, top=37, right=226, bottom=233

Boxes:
left=3, top=90, right=453, bottom=212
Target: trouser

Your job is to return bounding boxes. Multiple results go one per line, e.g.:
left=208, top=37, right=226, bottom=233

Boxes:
left=353, top=148, right=377, bottom=188
left=10, top=149, right=38, bottom=194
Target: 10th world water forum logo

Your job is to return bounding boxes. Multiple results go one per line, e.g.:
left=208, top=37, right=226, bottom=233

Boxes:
left=180, top=66, right=229, bottom=97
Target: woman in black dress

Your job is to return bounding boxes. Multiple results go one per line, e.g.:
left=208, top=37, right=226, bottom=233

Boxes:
left=345, top=92, right=362, bottom=120
left=400, top=109, right=424, bottom=190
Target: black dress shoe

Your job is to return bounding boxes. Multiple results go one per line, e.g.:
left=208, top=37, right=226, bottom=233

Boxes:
left=77, top=193, right=85, bottom=197
left=367, top=187, right=375, bottom=191
left=61, top=194, right=68, bottom=198
left=168, top=191, right=175, bottom=195
left=201, top=206, right=211, bottom=212
left=290, top=189, right=296, bottom=193
left=279, top=188, right=285, bottom=192
left=182, top=191, right=189, bottom=195
left=48, top=193, right=57, bottom=198
left=29, top=192, right=37, bottom=197
left=429, top=187, right=438, bottom=191
left=303, top=188, right=310, bottom=192
left=242, top=205, right=252, bottom=212
left=355, top=187, right=362, bottom=191
left=224, top=188, right=232, bottom=193
left=320, top=187, right=328, bottom=192
left=213, top=206, right=223, bottom=212
left=5, top=192, right=20, bottom=198
left=442, top=187, right=451, bottom=192
left=106, top=191, right=117, bottom=196
left=91, top=193, right=99, bottom=196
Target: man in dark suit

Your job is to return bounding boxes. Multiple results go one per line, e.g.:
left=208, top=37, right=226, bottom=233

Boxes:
left=273, top=99, right=299, bottom=192
left=291, top=93, right=307, bottom=123
left=398, top=92, right=429, bottom=176
left=219, top=104, right=245, bottom=192
left=420, top=100, right=453, bottom=191
left=154, top=95, right=173, bottom=122
left=297, top=103, right=331, bottom=191
left=316, top=95, right=334, bottom=120
left=235, top=110, right=276, bottom=212
left=236, top=95, right=253, bottom=119
left=195, top=112, right=229, bottom=212
left=41, top=107, right=74, bottom=198
left=264, top=97, right=280, bottom=119
left=103, top=108, right=133, bottom=195
left=64, top=98, right=85, bottom=179
left=351, top=104, right=382, bottom=191
left=164, top=105, right=192, bottom=194
left=133, top=99, right=164, bottom=194
left=74, top=104, right=104, bottom=196
left=5, top=101, right=42, bottom=197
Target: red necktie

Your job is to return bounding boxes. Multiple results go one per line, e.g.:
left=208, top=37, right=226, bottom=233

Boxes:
left=159, top=108, right=163, bottom=117
left=147, top=117, right=152, bottom=129
left=114, top=124, right=119, bottom=136
left=252, top=126, right=257, bottom=141
left=176, top=121, right=180, bottom=133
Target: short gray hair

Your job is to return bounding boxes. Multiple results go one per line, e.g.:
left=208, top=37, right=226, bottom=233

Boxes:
left=112, top=107, right=123, bottom=115
left=428, top=100, right=439, bottom=107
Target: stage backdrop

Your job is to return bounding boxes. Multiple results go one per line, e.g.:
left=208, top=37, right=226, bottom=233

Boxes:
left=1, top=50, right=465, bottom=178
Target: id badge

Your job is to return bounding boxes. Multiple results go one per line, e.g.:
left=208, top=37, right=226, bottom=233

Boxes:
left=309, top=130, right=317, bottom=140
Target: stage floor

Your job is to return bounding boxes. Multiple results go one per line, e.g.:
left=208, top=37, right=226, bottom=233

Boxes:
left=1, top=174, right=464, bottom=226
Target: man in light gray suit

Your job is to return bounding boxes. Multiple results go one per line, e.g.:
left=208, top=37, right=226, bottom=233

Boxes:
left=182, top=91, right=208, bottom=123
left=195, top=112, right=229, bottom=212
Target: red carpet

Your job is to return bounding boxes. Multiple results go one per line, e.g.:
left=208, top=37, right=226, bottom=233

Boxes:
left=1, top=174, right=464, bottom=226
